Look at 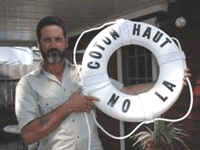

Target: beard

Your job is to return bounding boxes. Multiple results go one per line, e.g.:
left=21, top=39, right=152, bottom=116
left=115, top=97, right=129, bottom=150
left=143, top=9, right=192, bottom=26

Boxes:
left=41, top=48, right=65, bottom=64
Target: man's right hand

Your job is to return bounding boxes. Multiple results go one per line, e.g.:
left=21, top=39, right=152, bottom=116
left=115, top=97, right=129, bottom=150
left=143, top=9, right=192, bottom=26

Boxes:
left=68, top=89, right=99, bottom=112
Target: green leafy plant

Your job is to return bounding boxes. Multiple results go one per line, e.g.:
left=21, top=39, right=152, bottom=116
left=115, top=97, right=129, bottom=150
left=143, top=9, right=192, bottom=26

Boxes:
left=130, top=121, right=190, bottom=150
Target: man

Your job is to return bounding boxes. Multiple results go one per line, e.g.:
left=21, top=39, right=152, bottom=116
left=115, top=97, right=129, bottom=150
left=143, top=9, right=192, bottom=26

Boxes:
left=15, top=16, right=191, bottom=150
left=15, top=16, right=107, bottom=150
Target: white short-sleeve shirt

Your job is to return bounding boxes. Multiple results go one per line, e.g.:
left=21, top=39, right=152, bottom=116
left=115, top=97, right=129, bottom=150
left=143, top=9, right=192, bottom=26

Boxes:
left=15, top=59, right=123, bottom=150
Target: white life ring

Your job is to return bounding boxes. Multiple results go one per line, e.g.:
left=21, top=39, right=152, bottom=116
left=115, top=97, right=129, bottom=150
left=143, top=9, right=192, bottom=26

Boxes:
left=81, top=19, right=186, bottom=122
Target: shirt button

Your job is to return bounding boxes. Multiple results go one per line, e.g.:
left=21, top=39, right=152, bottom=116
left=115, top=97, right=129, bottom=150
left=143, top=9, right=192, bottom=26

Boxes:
left=46, top=103, right=49, bottom=106
left=77, top=135, right=79, bottom=139
left=63, top=89, right=66, bottom=92
left=72, top=119, right=75, bottom=122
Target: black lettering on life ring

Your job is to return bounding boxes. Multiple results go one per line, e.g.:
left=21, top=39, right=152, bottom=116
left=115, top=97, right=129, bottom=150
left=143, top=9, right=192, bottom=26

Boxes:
left=155, top=92, right=168, bottom=102
left=89, top=51, right=102, bottom=59
left=153, top=31, right=163, bottom=43
left=142, top=27, right=151, bottom=39
left=102, top=37, right=111, bottom=45
left=142, top=27, right=165, bottom=43
left=107, top=93, right=119, bottom=107
left=122, top=99, right=131, bottom=113
left=109, top=29, right=120, bottom=40
left=132, top=24, right=141, bottom=36
left=87, top=61, right=100, bottom=69
left=132, top=24, right=172, bottom=49
left=163, top=80, right=176, bottom=92
left=93, top=42, right=105, bottom=51
left=160, top=37, right=172, bottom=48
left=155, top=80, right=176, bottom=102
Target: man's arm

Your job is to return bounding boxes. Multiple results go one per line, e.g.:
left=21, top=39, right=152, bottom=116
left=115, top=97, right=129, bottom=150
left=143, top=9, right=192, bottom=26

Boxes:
left=21, top=90, right=98, bottom=145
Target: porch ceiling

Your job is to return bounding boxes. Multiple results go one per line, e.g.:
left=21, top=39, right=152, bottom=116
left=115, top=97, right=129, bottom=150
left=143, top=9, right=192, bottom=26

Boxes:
left=0, top=0, right=175, bottom=45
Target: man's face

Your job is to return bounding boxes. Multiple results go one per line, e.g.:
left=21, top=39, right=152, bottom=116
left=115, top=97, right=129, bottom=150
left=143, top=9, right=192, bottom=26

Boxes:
left=38, top=25, right=68, bottom=64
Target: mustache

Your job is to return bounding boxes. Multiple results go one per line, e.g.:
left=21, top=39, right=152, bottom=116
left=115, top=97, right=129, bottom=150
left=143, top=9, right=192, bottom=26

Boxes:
left=47, top=48, right=62, bottom=55
left=40, top=48, right=68, bottom=63
left=41, top=48, right=63, bottom=58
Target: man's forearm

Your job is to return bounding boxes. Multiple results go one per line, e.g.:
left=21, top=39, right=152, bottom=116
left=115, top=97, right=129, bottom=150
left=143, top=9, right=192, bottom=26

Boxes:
left=21, top=100, right=74, bottom=145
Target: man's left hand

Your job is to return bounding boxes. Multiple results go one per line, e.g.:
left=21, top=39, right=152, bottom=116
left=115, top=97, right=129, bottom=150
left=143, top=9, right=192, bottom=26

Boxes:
left=183, top=68, right=191, bottom=86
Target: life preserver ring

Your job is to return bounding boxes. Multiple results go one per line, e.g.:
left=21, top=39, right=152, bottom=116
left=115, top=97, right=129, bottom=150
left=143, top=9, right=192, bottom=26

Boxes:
left=81, top=19, right=186, bottom=122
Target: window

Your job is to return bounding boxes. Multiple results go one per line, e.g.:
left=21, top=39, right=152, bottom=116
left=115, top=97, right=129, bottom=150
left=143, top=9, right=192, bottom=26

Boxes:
left=122, top=45, right=154, bottom=86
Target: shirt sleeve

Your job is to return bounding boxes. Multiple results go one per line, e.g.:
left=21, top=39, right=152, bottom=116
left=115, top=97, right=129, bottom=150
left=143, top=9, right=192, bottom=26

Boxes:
left=15, top=76, right=39, bottom=132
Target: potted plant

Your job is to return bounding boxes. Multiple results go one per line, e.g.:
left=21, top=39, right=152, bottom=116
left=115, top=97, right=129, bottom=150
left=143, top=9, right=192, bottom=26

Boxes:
left=130, top=121, right=190, bottom=150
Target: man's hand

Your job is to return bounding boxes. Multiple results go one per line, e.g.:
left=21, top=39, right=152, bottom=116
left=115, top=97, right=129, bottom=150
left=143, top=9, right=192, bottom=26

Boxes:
left=21, top=90, right=99, bottom=145
left=183, top=68, right=191, bottom=86
left=69, top=89, right=99, bottom=112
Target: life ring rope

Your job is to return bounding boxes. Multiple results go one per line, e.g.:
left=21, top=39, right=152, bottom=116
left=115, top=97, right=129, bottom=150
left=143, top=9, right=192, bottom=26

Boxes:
left=73, top=19, right=193, bottom=142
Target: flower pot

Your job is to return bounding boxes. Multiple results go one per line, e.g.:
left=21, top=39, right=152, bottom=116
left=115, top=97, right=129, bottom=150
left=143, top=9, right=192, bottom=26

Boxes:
left=146, top=145, right=168, bottom=150
left=146, top=138, right=168, bottom=150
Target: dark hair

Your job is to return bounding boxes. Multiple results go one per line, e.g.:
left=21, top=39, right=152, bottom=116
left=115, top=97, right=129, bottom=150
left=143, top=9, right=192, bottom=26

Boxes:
left=36, top=16, right=67, bottom=42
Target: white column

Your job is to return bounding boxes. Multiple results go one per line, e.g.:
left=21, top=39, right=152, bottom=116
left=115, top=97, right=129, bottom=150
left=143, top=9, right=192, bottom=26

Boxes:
left=117, top=48, right=125, bottom=150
